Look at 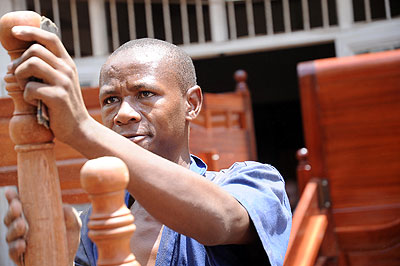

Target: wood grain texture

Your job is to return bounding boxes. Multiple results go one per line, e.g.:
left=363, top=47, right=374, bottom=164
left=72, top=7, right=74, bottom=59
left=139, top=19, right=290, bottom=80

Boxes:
left=1, top=71, right=257, bottom=203
left=297, top=49, right=400, bottom=265
left=284, top=180, right=329, bottom=266
left=80, top=157, right=140, bottom=266
left=0, top=11, right=69, bottom=266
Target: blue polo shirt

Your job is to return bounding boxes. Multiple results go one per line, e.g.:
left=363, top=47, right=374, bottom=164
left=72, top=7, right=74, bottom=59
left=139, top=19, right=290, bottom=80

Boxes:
left=75, top=156, right=291, bottom=266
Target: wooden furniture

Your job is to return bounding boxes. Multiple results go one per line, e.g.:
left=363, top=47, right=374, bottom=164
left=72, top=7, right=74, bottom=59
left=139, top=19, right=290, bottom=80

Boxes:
left=0, top=70, right=257, bottom=204
left=80, top=156, right=140, bottom=266
left=0, top=10, right=256, bottom=265
left=190, top=69, right=257, bottom=170
left=0, top=11, right=69, bottom=266
left=285, top=49, right=400, bottom=266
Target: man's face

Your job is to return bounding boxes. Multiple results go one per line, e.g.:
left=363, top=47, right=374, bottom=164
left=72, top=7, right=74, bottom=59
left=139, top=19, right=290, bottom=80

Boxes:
left=99, top=51, right=189, bottom=161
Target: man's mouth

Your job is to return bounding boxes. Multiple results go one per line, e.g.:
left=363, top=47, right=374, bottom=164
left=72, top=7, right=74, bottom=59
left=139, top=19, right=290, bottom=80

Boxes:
left=123, top=134, right=147, bottom=144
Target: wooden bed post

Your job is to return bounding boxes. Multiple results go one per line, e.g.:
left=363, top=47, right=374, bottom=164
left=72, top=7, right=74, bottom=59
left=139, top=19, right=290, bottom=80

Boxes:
left=80, top=157, right=140, bottom=266
left=234, top=70, right=257, bottom=161
left=0, top=11, right=69, bottom=266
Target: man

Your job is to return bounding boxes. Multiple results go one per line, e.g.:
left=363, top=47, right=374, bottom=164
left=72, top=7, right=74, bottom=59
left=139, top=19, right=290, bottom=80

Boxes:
left=4, top=26, right=291, bottom=266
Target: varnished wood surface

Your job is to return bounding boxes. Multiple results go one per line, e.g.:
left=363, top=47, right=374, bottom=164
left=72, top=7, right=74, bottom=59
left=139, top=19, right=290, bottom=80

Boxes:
left=0, top=10, right=69, bottom=266
left=0, top=71, right=257, bottom=203
left=284, top=180, right=328, bottom=266
left=80, top=157, right=140, bottom=266
left=297, top=49, right=400, bottom=265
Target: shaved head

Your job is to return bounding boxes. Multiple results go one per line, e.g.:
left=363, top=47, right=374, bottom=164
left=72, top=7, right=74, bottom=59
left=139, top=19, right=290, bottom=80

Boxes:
left=101, top=38, right=197, bottom=94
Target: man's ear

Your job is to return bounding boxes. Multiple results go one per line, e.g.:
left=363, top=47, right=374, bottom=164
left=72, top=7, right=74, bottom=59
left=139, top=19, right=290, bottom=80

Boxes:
left=185, top=85, right=202, bottom=121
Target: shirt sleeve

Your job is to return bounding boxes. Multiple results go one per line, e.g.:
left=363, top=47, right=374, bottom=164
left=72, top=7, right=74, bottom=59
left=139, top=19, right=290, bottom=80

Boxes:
left=207, top=161, right=292, bottom=266
left=74, top=208, right=96, bottom=266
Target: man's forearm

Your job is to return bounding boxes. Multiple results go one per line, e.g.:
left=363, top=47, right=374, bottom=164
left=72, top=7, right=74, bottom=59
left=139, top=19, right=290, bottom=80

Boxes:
left=68, top=117, right=253, bottom=245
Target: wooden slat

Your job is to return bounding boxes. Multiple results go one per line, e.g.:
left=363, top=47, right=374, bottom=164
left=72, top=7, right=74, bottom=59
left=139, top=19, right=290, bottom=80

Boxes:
left=227, top=2, right=237, bottom=40
left=162, top=0, right=173, bottom=43
left=127, top=0, right=137, bottom=40
left=34, top=0, right=41, bottom=14
left=195, top=0, right=205, bottom=43
left=52, top=0, right=61, bottom=37
left=321, top=0, right=329, bottom=28
left=180, top=0, right=190, bottom=44
left=284, top=181, right=328, bottom=266
left=70, top=0, right=81, bottom=57
left=282, top=0, right=291, bottom=32
left=364, top=0, right=371, bottom=22
left=264, top=0, right=273, bottom=35
left=301, top=0, right=310, bottom=30
left=110, top=0, right=120, bottom=50
left=245, top=0, right=255, bottom=37
left=384, top=0, right=391, bottom=19
left=145, top=0, right=154, bottom=38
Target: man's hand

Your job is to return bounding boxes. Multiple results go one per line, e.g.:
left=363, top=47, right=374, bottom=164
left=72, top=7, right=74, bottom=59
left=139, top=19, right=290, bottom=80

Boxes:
left=3, top=188, right=81, bottom=266
left=7, top=25, right=92, bottom=145
left=4, top=189, right=26, bottom=265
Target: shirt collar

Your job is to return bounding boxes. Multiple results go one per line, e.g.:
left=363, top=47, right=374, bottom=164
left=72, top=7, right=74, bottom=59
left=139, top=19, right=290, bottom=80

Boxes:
left=126, top=155, right=207, bottom=207
left=189, top=154, right=207, bottom=176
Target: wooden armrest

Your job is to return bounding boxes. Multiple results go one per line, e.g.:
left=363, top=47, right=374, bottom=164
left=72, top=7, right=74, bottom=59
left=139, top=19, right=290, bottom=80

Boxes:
left=284, top=180, right=329, bottom=266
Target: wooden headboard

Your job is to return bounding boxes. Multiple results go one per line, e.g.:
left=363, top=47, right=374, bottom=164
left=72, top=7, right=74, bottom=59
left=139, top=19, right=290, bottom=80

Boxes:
left=0, top=70, right=256, bottom=204
left=285, top=50, right=400, bottom=265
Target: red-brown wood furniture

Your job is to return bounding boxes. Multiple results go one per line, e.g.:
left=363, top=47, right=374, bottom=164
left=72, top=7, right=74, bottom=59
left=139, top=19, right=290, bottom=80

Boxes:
left=0, top=70, right=257, bottom=204
left=285, top=49, right=400, bottom=266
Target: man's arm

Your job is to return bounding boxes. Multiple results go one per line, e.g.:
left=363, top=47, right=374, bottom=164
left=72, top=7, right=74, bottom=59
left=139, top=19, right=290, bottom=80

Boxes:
left=10, top=26, right=256, bottom=246
left=74, top=119, right=256, bottom=245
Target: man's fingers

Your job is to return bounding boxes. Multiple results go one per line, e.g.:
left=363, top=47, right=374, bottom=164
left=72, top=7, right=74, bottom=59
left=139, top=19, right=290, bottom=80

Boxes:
left=5, top=217, right=27, bottom=242
left=4, top=188, right=18, bottom=204
left=8, top=43, right=67, bottom=74
left=63, top=205, right=82, bottom=230
left=4, top=189, right=27, bottom=266
left=11, top=26, right=71, bottom=61
left=4, top=198, right=22, bottom=226
left=8, top=238, right=26, bottom=266
left=23, top=82, right=68, bottom=108
left=63, top=205, right=82, bottom=264
left=14, top=56, right=66, bottom=87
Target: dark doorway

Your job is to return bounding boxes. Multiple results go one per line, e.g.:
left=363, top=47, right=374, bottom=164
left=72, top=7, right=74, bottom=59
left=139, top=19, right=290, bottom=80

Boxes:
left=193, top=42, right=336, bottom=208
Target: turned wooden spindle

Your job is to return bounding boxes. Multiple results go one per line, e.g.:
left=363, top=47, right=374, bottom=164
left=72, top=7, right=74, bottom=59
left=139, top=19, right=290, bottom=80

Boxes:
left=296, top=148, right=311, bottom=195
left=80, top=157, right=140, bottom=266
left=0, top=11, right=69, bottom=266
left=234, top=69, right=248, bottom=94
left=234, top=69, right=257, bottom=161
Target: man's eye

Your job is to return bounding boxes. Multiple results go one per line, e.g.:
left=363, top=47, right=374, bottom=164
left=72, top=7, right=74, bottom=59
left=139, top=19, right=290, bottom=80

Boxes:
left=139, top=91, right=154, bottom=98
left=103, top=96, right=119, bottom=105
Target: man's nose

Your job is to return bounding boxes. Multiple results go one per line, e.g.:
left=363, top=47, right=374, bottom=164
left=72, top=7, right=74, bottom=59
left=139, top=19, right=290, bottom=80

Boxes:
left=114, top=100, right=141, bottom=125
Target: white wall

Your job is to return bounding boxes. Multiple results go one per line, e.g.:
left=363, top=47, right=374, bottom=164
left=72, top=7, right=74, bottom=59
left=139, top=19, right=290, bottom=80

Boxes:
left=335, top=19, right=400, bottom=57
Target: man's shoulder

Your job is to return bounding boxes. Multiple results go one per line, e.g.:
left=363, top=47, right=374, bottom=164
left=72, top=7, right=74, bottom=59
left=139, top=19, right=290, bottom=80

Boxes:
left=205, top=161, right=291, bottom=266
left=205, top=161, right=283, bottom=184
